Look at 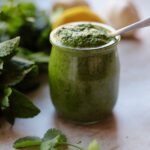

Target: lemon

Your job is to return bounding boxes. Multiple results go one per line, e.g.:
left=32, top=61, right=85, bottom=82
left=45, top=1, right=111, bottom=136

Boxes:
left=52, top=6, right=105, bottom=29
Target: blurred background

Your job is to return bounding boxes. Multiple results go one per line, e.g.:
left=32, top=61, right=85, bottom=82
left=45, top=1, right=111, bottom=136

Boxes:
left=37, top=0, right=150, bottom=18
left=28, top=0, right=149, bottom=19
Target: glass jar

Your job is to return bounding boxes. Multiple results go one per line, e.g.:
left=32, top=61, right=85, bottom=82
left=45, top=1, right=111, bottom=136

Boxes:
left=49, top=22, right=120, bottom=124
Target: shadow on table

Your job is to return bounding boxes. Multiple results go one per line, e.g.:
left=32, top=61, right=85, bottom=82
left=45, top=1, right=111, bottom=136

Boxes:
left=53, top=112, right=118, bottom=136
left=0, top=118, right=40, bottom=150
left=0, top=118, right=19, bottom=142
left=52, top=112, right=119, bottom=149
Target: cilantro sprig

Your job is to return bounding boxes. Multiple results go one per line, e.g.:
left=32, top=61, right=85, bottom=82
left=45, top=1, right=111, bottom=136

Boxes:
left=13, top=129, right=66, bottom=149
left=13, top=128, right=102, bottom=150
left=0, top=37, right=40, bottom=124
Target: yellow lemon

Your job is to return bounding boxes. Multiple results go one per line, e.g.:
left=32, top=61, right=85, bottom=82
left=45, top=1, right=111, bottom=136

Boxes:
left=52, top=6, right=105, bottom=29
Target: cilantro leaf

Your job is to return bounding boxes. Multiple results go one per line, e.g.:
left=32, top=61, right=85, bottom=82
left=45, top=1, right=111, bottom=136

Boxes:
left=43, top=128, right=67, bottom=142
left=41, top=136, right=60, bottom=150
left=0, top=57, right=38, bottom=86
left=13, top=128, right=94, bottom=150
left=41, top=129, right=67, bottom=150
left=13, top=136, right=42, bottom=149
left=0, top=37, right=20, bottom=60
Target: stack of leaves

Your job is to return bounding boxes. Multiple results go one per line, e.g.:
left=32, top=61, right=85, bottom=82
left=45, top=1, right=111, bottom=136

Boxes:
left=0, top=37, right=40, bottom=124
left=0, top=0, right=51, bottom=91
left=0, top=0, right=51, bottom=52
left=13, top=128, right=102, bottom=150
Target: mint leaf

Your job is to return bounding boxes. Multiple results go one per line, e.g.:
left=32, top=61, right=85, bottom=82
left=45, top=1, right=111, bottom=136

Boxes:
left=28, top=52, right=49, bottom=64
left=17, top=48, right=49, bottom=64
left=13, top=136, right=42, bottom=149
left=0, top=37, right=20, bottom=59
left=0, top=87, right=13, bottom=124
left=8, top=88, right=40, bottom=118
left=40, top=129, right=67, bottom=150
left=0, top=87, right=12, bottom=110
left=1, top=88, right=40, bottom=124
left=0, top=87, right=15, bottom=124
left=0, top=57, right=38, bottom=86
left=88, top=140, right=101, bottom=150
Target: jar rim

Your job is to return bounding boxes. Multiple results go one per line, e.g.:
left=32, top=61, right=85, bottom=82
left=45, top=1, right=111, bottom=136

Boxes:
left=50, top=22, right=121, bottom=51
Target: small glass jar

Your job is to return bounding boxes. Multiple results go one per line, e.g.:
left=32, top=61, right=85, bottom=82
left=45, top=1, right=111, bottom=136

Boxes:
left=49, top=22, right=120, bottom=124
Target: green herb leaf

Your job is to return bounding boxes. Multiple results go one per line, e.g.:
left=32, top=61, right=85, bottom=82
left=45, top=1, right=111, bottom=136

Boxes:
left=0, top=2, right=51, bottom=52
left=43, top=128, right=67, bottom=142
left=0, top=87, right=15, bottom=124
left=40, top=129, right=67, bottom=150
left=0, top=37, right=20, bottom=59
left=41, top=136, right=60, bottom=150
left=0, top=59, right=4, bottom=70
left=8, top=88, right=40, bottom=118
left=13, top=136, right=42, bottom=149
left=17, top=48, right=49, bottom=64
left=13, top=129, right=101, bottom=150
left=24, top=52, right=49, bottom=64
left=0, top=87, right=12, bottom=110
left=88, top=140, right=101, bottom=150
left=0, top=57, right=38, bottom=86
left=1, top=88, right=40, bottom=124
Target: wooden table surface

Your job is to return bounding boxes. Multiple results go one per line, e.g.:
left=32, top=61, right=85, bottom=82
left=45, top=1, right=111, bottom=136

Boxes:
left=0, top=0, right=150, bottom=150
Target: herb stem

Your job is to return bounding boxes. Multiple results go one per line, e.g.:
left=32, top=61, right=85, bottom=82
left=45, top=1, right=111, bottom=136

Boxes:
left=68, top=143, right=83, bottom=150
left=61, top=142, right=83, bottom=150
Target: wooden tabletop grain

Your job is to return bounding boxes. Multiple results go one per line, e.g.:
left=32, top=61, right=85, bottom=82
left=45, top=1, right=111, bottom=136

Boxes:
left=0, top=0, right=150, bottom=150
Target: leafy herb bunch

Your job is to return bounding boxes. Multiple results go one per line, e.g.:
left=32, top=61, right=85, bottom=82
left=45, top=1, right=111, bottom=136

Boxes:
left=13, top=128, right=102, bottom=150
left=0, top=37, right=40, bottom=124
left=0, top=0, right=51, bottom=52
left=0, top=0, right=51, bottom=91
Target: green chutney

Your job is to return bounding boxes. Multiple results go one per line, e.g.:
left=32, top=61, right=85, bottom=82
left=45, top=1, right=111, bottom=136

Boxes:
left=49, top=22, right=120, bottom=124
left=53, top=24, right=115, bottom=48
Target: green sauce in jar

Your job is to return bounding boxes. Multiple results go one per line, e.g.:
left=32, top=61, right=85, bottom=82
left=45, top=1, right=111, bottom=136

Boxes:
left=54, top=24, right=116, bottom=48
left=49, top=22, right=120, bottom=124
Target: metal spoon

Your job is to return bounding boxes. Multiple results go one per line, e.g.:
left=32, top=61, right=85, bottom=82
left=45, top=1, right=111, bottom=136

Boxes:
left=108, top=17, right=150, bottom=37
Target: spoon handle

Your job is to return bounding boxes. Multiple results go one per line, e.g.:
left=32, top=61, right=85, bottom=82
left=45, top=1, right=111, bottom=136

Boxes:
left=110, top=17, right=150, bottom=37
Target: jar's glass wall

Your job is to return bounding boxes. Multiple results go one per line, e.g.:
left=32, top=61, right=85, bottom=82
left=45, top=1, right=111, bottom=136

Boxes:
left=49, top=44, right=120, bottom=124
